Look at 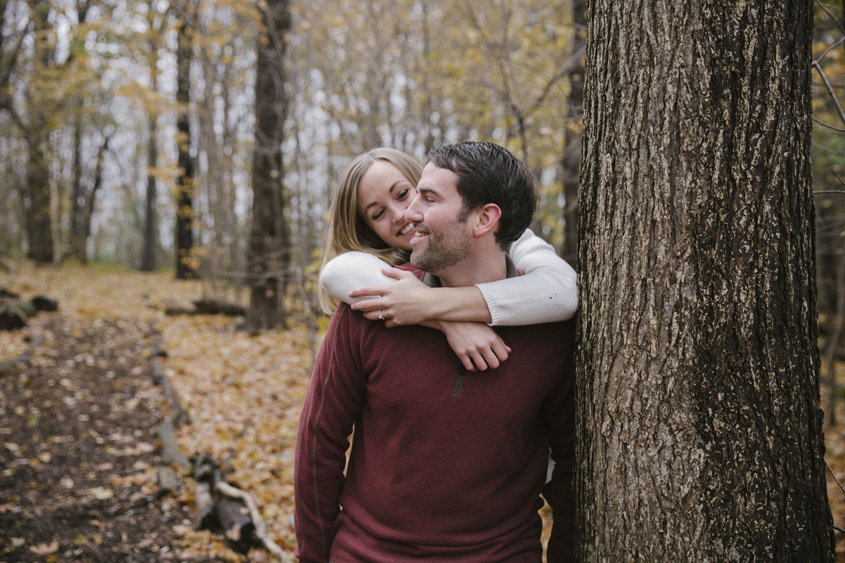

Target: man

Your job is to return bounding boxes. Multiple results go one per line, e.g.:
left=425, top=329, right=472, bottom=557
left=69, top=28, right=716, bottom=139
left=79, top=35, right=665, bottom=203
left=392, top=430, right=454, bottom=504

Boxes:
left=295, top=142, right=575, bottom=561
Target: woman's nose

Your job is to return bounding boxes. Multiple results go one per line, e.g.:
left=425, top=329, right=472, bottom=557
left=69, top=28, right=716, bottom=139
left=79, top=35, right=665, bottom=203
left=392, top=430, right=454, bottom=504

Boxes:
left=390, top=202, right=407, bottom=222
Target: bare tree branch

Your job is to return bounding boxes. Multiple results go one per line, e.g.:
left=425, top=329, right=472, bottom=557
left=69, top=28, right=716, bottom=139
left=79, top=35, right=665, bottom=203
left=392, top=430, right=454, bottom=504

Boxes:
left=813, top=61, right=845, bottom=127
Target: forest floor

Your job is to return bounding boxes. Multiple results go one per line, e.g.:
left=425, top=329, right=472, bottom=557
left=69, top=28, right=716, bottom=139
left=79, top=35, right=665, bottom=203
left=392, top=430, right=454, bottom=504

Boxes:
left=0, top=262, right=842, bottom=561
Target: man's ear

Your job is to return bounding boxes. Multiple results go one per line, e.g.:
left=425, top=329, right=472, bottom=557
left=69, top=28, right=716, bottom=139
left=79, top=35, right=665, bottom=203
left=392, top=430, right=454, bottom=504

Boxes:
left=472, top=204, right=502, bottom=238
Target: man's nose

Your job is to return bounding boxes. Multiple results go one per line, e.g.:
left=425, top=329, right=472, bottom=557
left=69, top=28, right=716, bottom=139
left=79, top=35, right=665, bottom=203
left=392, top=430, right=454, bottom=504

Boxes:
left=404, top=193, right=423, bottom=223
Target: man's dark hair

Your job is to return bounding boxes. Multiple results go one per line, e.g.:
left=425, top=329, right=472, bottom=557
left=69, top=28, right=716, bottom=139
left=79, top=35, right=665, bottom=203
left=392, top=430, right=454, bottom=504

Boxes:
left=426, top=142, right=538, bottom=249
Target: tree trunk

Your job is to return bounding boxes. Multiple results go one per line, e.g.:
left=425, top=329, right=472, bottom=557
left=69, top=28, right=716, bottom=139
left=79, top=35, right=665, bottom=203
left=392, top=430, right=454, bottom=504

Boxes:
left=142, top=115, right=158, bottom=272
left=78, top=136, right=109, bottom=265
left=577, top=1, right=834, bottom=560
left=24, top=126, right=53, bottom=263
left=69, top=113, right=85, bottom=261
left=142, top=4, right=161, bottom=273
left=246, top=0, right=291, bottom=332
left=174, top=10, right=195, bottom=280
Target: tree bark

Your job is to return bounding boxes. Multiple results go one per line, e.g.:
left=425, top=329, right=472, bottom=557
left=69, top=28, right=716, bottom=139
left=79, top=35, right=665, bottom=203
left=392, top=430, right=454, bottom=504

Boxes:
left=577, top=1, right=834, bottom=560
left=78, top=136, right=109, bottom=264
left=142, top=114, right=158, bottom=272
left=246, top=0, right=291, bottom=332
left=142, top=2, right=162, bottom=273
left=69, top=112, right=85, bottom=261
left=24, top=125, right=53, bottom=263
left=21, top=1, right=53, bottom=264
left=174, top=8, right=195, bottom=280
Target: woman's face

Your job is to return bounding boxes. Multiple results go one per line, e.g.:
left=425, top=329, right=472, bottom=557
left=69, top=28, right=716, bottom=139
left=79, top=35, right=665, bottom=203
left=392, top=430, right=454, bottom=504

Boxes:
left=356, top=160, right=417, bottom=251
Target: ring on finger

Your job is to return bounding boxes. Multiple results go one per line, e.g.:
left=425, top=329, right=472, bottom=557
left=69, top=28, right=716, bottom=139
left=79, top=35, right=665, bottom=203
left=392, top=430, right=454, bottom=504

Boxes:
left=378, top=310, right=384, bottom=321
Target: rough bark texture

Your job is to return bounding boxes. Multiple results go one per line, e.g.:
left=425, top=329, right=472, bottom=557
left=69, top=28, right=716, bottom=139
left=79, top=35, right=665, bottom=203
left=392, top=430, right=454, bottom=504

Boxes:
left=246, top=0, right=291, bottom=332
left=577, top=1, right=834, bottom=560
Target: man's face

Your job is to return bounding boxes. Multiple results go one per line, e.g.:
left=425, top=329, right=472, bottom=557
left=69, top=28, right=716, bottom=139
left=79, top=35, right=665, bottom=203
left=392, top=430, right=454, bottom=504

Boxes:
left=405, top=163, right=474, bottom=274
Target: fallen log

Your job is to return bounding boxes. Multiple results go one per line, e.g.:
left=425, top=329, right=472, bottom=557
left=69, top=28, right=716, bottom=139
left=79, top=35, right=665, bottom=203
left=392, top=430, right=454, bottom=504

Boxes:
left=31, top=295, right=59, bottom=312
left=144, top=323, right=287, bottom=560
left=0, top=300, right=35, bottom=331
left=193, top=295, right=246, bottom=317
left=163, top=299, right=196, bottom=316
left=215, top=481, right=288, bottom=561
left=156, top=466, right=181, bottom=495
left=147, top=320, right=190, bottom=427
left=156, top=419, right=191, bottom=469
left=192, top=453, right=288, bottom=560
left=162, top=295, right=246, bottom=317
left=0, top=294, right=59, bottom=331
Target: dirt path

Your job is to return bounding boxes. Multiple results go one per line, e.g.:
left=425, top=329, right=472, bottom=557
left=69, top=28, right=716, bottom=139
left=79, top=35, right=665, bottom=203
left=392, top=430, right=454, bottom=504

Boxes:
left=0, top=316, right=221, bottom=562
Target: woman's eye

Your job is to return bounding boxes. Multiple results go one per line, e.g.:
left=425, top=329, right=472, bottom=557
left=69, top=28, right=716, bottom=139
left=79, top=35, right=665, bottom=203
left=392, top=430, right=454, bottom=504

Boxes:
left=397, top=189, right=409, bottom=200
left=372, top=209, right=384, bottom=220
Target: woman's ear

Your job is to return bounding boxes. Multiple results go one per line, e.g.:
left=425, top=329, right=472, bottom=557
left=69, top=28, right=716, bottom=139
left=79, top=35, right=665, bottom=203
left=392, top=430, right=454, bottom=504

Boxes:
left=473, top=204, right=502, bottom=238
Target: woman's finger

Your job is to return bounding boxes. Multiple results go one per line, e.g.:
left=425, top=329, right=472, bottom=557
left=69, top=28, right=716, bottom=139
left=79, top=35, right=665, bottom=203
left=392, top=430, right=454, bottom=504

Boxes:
left=380, top=268, right=409, bottom=280
left=362, top=310, right=379, bottom=321
left=457, top=353, right=476, bottom=372
left=490, top=339, right=511, bottom=364
left=480, top=347, right=501, bottom=370
left=350, top=297, right=382, bottom=312
left=470, top=351, right=488, bottom=372
left=349, top=285, right=387, bottom=298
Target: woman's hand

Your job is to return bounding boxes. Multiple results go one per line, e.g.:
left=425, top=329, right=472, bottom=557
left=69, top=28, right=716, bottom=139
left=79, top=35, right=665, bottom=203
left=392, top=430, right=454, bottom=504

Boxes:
left=350, top=268, right=434, bottom=327
left=437, top=321, right=511, bottom=371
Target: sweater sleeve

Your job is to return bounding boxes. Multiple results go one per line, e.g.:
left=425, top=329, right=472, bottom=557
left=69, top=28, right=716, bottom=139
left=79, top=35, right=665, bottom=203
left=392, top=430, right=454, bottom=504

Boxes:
left=320, top=251, right=396, bottom=305
left=476, top=229, right=578, bottom=326
left=294, top=306, right=367, bottom=562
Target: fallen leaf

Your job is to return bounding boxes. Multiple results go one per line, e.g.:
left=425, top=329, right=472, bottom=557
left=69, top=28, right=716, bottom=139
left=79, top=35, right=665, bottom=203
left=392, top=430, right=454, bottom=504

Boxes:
left=87, top=487, right=114, bottom=500
left=73, top=534, right=89, bottom=546
left=29, top=541, right=58, bottom=555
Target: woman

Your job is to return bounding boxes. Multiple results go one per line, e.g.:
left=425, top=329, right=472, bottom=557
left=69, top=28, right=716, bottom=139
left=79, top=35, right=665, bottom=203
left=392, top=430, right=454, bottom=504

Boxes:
left=318, top=147, right=577, bottom=371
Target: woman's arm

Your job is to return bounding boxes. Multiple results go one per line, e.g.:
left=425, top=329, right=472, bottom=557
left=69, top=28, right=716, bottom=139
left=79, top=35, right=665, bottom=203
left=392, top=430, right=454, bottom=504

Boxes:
left=320, top=251, right=493, bottom=322
left=319, top=251, right=398, bottom=305
left=346, top=229, right=577, bottom=326
left=320, top=251, right=506, bottom=370
left=478, top=228, right=578, bottom=326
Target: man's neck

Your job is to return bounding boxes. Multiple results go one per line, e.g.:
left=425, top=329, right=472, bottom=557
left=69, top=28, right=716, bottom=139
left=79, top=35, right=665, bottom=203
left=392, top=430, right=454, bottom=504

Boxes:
left=436, top=249, right=508, bottom=287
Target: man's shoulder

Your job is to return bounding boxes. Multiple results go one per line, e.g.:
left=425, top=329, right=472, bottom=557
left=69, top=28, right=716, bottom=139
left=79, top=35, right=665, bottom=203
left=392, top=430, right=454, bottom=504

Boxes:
left=397, top=262, right=425, bottom=280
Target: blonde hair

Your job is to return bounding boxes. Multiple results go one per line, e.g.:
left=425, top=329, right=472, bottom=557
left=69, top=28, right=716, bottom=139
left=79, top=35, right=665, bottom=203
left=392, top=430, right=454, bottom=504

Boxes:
left=318, top=148, right=422, bottom=313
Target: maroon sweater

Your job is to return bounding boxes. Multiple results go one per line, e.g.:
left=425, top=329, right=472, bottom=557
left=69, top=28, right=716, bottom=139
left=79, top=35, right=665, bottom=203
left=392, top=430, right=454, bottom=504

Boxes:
left=295, top=267, right=575, bottom=562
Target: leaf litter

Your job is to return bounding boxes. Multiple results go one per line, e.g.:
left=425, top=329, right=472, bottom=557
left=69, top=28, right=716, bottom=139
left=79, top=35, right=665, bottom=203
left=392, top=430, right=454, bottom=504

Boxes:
left=0, top=263, right=312, bottom=561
